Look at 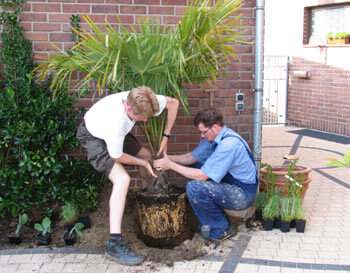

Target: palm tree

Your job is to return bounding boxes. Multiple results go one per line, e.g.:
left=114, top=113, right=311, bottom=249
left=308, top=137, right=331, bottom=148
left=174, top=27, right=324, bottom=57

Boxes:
left=35, top=0, right=247, bottom=155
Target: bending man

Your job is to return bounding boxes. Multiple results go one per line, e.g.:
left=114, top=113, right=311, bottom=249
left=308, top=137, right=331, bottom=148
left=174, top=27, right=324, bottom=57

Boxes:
left=77, top=86, right=179, bottom=265
left=154, top=108, right=258, bottom=240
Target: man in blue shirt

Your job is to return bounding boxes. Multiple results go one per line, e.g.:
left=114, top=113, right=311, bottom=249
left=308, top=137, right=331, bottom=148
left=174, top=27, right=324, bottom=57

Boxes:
left=153, top=108, right=258, bottom=240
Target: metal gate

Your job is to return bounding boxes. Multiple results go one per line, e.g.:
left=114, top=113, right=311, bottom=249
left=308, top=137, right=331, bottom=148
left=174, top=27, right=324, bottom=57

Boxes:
left=262, top=55, right=289, bottom=125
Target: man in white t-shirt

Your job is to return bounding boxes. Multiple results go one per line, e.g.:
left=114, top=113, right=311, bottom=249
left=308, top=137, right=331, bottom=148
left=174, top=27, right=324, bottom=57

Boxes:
left=77, top=86, right=179, bottom=265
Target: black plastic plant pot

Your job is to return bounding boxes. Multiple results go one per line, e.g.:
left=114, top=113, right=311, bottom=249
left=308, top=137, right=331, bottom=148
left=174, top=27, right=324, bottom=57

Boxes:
left=273, top=217, right=282, bottom=229
left=8, top=231, right=22, bottom=245
left=280, top=221, right=291, bottom=233
left=296, top=220, right=306, bottom=233
left=77, top=215, right=90, bottom=230
left=37, top=232, right=51, bottom=246
left=254, top=209, right=263, bottom=221
left=290, top=219, right=296, bottom=228
left=263, top=219, right=273, bottom=231
left=64, top=232, right=77, bottom=245
left=65, top=224, right=75, bottom=233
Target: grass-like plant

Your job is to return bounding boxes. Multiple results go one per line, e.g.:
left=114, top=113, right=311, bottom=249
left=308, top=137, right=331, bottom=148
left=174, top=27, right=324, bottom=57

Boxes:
left=61, top=202, right=78, bottom=224
left=262, top=194, right=280, bottom=221
left=34, top=217, right=51, bottom=236
left=292, top=197, right=306, bottom=221
left=253, top=192, right=266, bottom=211
left=35, top=0, right=248, bottom=155
left=280, top=197, right=294, bottom=222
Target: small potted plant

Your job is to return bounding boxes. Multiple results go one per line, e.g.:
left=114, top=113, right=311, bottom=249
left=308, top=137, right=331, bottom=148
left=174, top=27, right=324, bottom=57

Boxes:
left=262, top=194, right=279, bottom=231
left=280, top=197, right=294, bottom=233
left=64, top=222, right=84, bottom=245
left=61, top=202, right=79, bottom=232
left=293, top=197, right=306, bottom=233
left=8, top=213, right=28, bottom=244
left=326, top=152, right=350, bottom=167
left=327, top=32, right=350, bottom=44
left=253, top=192, right=266, bottom=221
left=34, top=217, right=51, bottom=245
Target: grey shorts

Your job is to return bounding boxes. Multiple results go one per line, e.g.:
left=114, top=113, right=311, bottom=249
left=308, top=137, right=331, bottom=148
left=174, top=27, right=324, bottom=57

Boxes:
left=76, top=121, right=142, bottom=177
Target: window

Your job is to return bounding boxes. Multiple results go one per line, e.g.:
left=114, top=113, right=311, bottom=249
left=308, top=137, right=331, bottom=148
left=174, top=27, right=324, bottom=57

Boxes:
left=307, top=3, right=350, bottom=45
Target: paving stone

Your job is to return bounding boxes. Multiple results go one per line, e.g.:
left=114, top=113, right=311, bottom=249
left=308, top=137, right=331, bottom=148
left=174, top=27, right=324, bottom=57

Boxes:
left=8, top=254, right=33, bottom=264
left=17, top=263, right=42, bottom=273
left=0, top=264, right=18, bottom=273
left=40, top=262, right=65, bottom=273
left=61, top=262, right=86, bottom=272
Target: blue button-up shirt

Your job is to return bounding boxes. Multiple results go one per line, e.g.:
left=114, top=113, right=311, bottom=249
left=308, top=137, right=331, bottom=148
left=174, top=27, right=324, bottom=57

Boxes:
left=191, top=126, right=257, bottom=197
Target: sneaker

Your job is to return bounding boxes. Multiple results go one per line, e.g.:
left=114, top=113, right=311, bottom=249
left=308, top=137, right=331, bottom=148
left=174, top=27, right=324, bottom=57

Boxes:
left=105, top=239, right=143, bottom=266
left=219, top=224, right=236, bottom=240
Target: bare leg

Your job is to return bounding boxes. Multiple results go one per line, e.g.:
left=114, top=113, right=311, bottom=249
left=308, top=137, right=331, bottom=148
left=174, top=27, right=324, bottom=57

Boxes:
left=108, top=162, right=130, bottom=234
left=135, top=146, right=152, bottom=180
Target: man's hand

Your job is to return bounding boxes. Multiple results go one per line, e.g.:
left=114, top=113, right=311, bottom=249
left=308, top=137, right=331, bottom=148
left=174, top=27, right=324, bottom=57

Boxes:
left=153, top=153, right=172, bottom=171
left=157, top=137, right=168, bottom=157
left=143, top=160, right=157, bottom=178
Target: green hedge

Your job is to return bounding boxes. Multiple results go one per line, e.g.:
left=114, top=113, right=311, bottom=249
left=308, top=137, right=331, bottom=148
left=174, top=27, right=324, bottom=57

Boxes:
left=0, top=0, right=105, bottom=218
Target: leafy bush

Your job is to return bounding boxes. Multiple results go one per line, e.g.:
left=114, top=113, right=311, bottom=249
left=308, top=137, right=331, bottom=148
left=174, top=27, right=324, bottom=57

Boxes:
left=0, top=0, right=105, bottom=218
left=61, top=202, right=78, bottom=224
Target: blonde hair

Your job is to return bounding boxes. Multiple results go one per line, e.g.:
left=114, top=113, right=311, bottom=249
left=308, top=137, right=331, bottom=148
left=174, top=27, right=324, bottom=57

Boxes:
left=127, top=86, right=160, bottom=117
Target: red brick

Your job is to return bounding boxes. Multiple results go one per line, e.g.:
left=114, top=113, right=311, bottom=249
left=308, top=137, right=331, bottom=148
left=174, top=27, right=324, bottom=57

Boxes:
left=50, top=33, right=72, bottom=41
left=106, top=0, right=131, bottom=3
left=92, top=5, right=118, bottom=13
left=49, top=13, right=72, bottom=22
left=149, top=6, right=174, bottom=15
left=20, top=13, right=47, bottom=22
left=175, top=6, right=186, bottom=15
left=23, top=32, right=48, bottom=41
left=20, top=22, right=32, bottom=31
left=163, top=16, right=182, bottom=24
left=78, top=0, right=104, bottom=3
left=34, top=23, right=61, bottom=31
left=107, top=15, right=134, bottom=24
left=162, top=0, right=186, bottom=5
left=120, top=5, right=146, bottom=14
left=135, top=0, right=160, bottom=4
left=22, top=3, right=32, bottom=11
left=34, top=42, right=62, bottom=51
left=63, top=4, right=90, bottom=13
left=33, top=3, right=61, bottom=12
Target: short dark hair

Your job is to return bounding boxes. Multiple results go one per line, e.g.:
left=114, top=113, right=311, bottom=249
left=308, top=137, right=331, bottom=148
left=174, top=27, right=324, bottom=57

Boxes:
left=194, top=108, right=224, bottom=127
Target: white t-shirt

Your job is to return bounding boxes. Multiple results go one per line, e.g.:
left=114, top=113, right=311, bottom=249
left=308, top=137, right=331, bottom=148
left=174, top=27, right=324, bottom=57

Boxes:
left=84, top=91, right=166, bottom=158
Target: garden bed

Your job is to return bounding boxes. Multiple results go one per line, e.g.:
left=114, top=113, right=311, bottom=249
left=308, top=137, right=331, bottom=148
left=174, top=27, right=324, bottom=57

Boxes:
left=0, top=184, right=242, bottom=266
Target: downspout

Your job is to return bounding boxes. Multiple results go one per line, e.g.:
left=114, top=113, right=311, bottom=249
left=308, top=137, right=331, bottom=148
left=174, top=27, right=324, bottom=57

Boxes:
left=253, top=0, right=264, bottom=172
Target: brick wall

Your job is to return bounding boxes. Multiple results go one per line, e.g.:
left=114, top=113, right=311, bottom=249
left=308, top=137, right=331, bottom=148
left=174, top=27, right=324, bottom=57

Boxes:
left=3, top=0, right=256, bottom=186
left=288, top=57, right=350, bottom=136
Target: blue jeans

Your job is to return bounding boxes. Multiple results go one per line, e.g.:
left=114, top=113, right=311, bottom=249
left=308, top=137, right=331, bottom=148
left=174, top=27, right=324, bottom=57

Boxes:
left=186, top=180, right=253, bottom=238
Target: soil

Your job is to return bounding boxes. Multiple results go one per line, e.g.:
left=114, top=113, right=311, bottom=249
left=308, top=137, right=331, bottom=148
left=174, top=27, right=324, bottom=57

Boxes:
left=0, top=184, right=248, bottom=266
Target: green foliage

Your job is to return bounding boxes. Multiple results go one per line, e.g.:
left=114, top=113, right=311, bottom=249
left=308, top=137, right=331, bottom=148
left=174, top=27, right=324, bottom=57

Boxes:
left=253, top=192, right=266, bottom=210
left=70, top=14, right=81, bottom=43
left=0, top=0, right=105, bottom=218
left=285, top=159, right=304, bottom=198
left=263, top=164, right=276, bottom=202
left=262, top=194, right=280, bottom=221
left=15, top=213, right=28, bottom=235
left=326, top=152, right=350, bottom=167
left=69, top=222, right=84, bottom=238
left=280, top=197, right=294, bottom=222
left=335, top=32, right=350, bottom=39
left=326, top=32, right=334, bottom=40
left=61, top=202, right=78, bottom=224
left=292, top=197, right=306, bottom=221
left=35, top=0, right=248, bottom=154
left=34, top=217, right=51, bottom=236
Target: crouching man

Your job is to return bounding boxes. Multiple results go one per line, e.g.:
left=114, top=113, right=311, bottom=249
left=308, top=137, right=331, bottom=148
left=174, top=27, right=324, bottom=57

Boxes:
left=77, top=86, right=179, bottom=265
left=153, top=108, right=258, bottom=241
